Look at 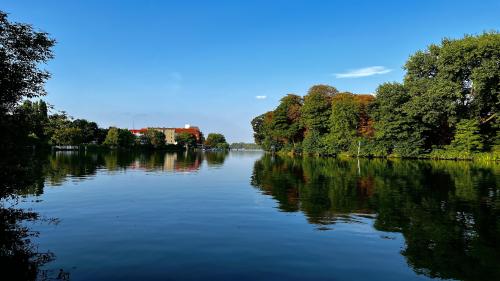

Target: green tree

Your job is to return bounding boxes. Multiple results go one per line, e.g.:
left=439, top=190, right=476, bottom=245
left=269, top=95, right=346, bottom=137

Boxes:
left=252, top=111, right=278, bottom=151
left=403, top=32, right=499, bottom=147
left=50, top=127, right=83, bottom=145
left=370, top=83, right=423, bottom=156
left=72, top=119, right=99, bottom=144
left=44, top=112, right=71, bottom=142
left=175, top=132, right=197, bottom=149
left=449, top=119, right=483, bottom=152
left=103, top=127, right=119, bottom=146
left=117, top=129, right=135, bottom=147
left=301, top=85, right=337, bottom=134
left=324, top=93, right=360, bottom=153
left=0, top=11, right=55, bottom=150
left=204, top=133, right=228, bottom=148
left=270, top=94, right=303, bottom=146
left=103, top=127, right=135, bottom=147
left=302, top=129, right=326, bottom=155
left=251, top=113, right=267, bottom=145
left=0, top=11, right=55, bottom=114
left=143, top=129, right=166, bottom=148
left=15, top=100, right=50, bottom=144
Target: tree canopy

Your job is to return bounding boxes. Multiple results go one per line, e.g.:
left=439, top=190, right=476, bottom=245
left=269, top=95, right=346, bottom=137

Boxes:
left=252, top=33, right=500, bottom=159
left=204, top=133, right=229, bottom=149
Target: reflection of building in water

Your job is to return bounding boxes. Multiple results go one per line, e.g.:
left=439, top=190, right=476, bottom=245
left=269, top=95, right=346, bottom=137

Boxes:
left=174, top=157, right=201, bottom=172
left=127, top=153, right=201, bottom=173
left=163, top=153, right=177, bottom=171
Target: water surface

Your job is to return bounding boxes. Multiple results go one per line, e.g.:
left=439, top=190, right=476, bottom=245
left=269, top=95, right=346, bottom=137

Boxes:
left=2, top=151, right=499, bottom=281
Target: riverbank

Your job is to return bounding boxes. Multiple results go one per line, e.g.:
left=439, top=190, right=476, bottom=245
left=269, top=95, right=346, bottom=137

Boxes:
left=275, top=149, right=500, bottom=162
left=51, top=143, right=185, bottom=152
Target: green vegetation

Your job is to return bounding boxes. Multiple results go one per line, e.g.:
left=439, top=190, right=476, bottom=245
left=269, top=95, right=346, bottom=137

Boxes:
left=0, top=11, right=55, bottom=151
left=251, top=155, right=500, bottom=280
left=141, top=129, right=166, bottom=148
left=204, top=133, right=229, bottom=149
left=175, top=132, right=197, bottom=149
left=252, top=33, right=499, bottom=160
left=230, top=142, right=261, bottom=150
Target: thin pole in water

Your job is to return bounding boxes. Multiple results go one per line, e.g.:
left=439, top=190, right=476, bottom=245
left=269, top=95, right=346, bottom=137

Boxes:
left=357, top=140, right=361, bottom=158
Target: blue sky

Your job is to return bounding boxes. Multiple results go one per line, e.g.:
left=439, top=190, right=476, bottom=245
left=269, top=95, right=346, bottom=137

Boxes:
left=3, top=0, right=500, bottom=142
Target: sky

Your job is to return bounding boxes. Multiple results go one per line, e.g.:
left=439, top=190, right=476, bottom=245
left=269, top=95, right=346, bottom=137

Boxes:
left=3, top=0, right=500, bottom=142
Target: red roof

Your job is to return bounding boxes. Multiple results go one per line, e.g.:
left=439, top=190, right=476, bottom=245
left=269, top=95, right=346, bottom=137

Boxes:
left=174, top=127, right=202, bottom=141
left=130, top=128, right=148, bottom=134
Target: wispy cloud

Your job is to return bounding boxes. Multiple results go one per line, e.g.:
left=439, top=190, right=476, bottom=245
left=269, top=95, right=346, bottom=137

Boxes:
left=255, top=95, right=267, bottom=100
left=334, top=66, right=392, bottom=78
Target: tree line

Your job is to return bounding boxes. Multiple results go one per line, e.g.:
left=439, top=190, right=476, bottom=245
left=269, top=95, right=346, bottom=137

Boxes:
left=252, top=33, right=499, bottom=159
left=13, top=99, right=232, bottom=150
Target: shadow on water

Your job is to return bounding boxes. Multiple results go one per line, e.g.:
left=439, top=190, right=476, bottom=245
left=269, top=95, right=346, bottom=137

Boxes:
left=250, top=154, right=500, bottom=281
left=0, top=150, right=227, bottom=280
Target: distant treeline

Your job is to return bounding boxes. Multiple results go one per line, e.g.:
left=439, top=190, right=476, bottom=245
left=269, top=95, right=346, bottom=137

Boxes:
left=9, top=100, right=231, bottom=150
left=230, top=143, right=261, bottom=150
left=252, top=33, right=499, bottom=160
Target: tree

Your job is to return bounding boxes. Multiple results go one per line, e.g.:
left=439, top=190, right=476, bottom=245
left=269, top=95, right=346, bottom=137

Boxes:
left=204, top=133, right=228, bottom=148
left=103, top=127, right=135, bottom=147
left=175, top=132, right=197, bottom=149
left=370, top=83, right=424, bottom=156
left=449, top=119, right=483, bottom=152
left=0, top=11, right=55, bottom=150
left=44, top=112, right=71, bottom=141
left=251, top=33, right=499, bottom=157
left=251, top=114, right=266, bottom=145
left=72, top=119, right=99, bottom=144
left=143, top=129, right=165, bottom=148
left=270, top=94, right=303, bottom=146
left=50, top=127, right=83, bottom=145
left=103, top=127, right=119, bottom=146
left=302, top=129, right=326, bottom=155
left=403, top=32, right=500, bottom=147
left=15, top=100, right=50, bottom=144
left=301, top=85, right=337, bottom=134
left=0, top=11, right=55, bottom=114
left=324, top=93, right=360, bottom=153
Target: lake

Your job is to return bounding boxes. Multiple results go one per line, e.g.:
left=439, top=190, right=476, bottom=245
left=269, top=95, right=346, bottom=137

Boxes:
left=2, top=151, right=499, bottom=281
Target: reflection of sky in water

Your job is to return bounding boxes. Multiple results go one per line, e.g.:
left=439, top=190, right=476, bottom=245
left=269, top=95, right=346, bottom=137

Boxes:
left=13, top=151, right=500, bottom=281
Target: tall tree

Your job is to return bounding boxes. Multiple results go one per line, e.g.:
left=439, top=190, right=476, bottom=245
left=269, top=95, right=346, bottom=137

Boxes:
left=0, top=11, right=55, bottom=150
left=370, top=83, right=424, bottom=156
left=449, top=119, right=483, bottom=152
left=301, top=85, right=337, bottom=134
left=404, top=32, right=500, bottom=147
left=324, top=93, right=360, bottom=153
left=270, top=94, right=303, bottom=145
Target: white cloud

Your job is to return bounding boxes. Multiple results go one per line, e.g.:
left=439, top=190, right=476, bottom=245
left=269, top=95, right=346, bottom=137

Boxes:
left=255, top=95, right=267, bottom=100
left=334, top=66, right=392, bottom=78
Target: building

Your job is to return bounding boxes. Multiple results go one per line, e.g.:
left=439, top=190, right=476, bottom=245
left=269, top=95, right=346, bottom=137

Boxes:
left=173, top=124, right=202, bottom=143
left=130, top=128, right=148, bottom=137
left=150, top=128, right=176, bottom=144
left=130, top=124, right=202, bottom=145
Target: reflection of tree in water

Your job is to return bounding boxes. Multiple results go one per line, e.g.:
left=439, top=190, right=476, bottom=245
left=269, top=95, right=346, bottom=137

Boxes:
left=0, top=150, right=208, bottom=280
left=204, top=151, right=228, bottom=167
left=251, top=155, right=500, bottom=281
left=251, top=156, right=373, bottom=223
left=0, top=151, right=60, bottom=280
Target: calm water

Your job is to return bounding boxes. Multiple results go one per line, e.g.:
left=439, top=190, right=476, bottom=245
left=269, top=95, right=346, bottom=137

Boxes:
left=2, top=151, right=499, bottom=281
